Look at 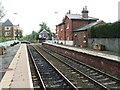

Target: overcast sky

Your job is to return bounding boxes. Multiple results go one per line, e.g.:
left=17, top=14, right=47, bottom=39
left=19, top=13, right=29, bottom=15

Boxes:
left=1, top=0, right=119, bottom=36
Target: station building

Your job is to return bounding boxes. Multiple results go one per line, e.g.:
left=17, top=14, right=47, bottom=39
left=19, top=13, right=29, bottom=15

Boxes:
left=56, top=6, right=105, bottom=47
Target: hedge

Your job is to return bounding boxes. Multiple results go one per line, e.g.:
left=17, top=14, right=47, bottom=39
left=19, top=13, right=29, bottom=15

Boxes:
left=90, top=21, right=120, bottom=38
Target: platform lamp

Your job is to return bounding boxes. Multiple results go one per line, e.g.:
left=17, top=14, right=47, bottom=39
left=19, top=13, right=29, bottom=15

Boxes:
left=54, top=12, right=59, bottom=44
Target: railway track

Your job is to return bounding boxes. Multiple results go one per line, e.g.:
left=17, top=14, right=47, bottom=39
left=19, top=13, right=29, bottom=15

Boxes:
left=33, top=44, right=104, bottom=90
left=35, top=44, right=120, bottom=90
left=27, top=45, right=77, bottom=90
left=27, top=47, right=42, bottom=88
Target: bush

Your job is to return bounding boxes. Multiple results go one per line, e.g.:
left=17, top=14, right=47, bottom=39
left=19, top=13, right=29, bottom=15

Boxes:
left=90, top=21, right=120, bottom=38
left=1, top=38, right=6, bottom=42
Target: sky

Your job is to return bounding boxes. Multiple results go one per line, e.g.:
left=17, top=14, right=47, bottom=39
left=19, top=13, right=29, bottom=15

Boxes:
left=1, top=0, right=119, bottom=36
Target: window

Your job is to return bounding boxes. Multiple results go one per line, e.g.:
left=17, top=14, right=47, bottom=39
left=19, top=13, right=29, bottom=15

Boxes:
left=5, top=32, right=10, bottom=36
left=57, top=29, right=59, bottom=33
left=14, top=31, right=17, bottom=36
left=0, top=31, right=2, bottom=37
left=5, top=27, right=11, bottom=30
left=67, top=36, right=69, bottom=40
left=60, top=25, right=63, bottom=31
left=14, top=27, right=17, bottom=30
left=59, top=26, right=61, bottom=31
left=66, top=23, right=69, bottom=29
left=0, top=26, right=2, bottom=30
left=57, top=27, right=59, bottom=32
left=74, top=34, right=77, bottom=37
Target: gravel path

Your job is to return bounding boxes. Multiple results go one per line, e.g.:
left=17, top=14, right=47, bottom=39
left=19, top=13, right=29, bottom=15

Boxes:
left=0, top=43, right=20, bottom=80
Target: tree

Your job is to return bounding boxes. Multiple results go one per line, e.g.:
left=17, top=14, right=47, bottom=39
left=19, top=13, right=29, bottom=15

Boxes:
left=22, top=22, right=52, bottom=42
left=39, top=22, right=47, bottom=33
left=31, top=31, right=39, bottom=41
left=0, top=2, right=5, bottom=20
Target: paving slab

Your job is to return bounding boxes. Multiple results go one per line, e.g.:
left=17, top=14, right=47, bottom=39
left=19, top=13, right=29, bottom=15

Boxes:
left=44, top=42, right=120, bottom=62
left=0, top=44, right=33, bottom=89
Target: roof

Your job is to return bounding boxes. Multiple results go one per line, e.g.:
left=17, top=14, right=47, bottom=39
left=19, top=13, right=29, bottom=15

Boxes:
left=40, top=29, right=49, bottom=34
left=74, top=20, right=104, bottom=32
left=56, top=22, right=64, bottom=26
left=3, top=19, right=13, bottom=26
left=66, top=14, right=99, bottom=20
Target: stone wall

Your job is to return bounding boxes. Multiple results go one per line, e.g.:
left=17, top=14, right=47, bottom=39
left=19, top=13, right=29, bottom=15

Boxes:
left=88, top=38, right=120, bottom=52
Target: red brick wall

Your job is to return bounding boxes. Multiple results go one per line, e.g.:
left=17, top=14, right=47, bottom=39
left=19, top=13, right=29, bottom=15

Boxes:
left=3, top=27, right=14, bottom=39
left=56, top=23, right=65, bottom=40
left=56, top=15, right=97, bottom=43
left=43, top=43, right=120, bottom=75
left=73, top=20, right=88, bottom=30
left=64, top=17, right=73, bottom=40
left=74, top=31, right=88, bottom=47
left=59, top=24, right=65, bottom=40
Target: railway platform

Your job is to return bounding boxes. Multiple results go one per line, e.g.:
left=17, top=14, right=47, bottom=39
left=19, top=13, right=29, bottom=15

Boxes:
left=44, top=42, right=120, bottom=62
left=0, top=44, right=33, bottom=89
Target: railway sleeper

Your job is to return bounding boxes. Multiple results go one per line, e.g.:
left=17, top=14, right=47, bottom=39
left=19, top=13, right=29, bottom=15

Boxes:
left=103, top=81, right=116, bottom=85
left=90, top=72, right=98, bottom=76
left=97, top=78, right=109, bottom=82
left=93, top=75, right=103, bottom=78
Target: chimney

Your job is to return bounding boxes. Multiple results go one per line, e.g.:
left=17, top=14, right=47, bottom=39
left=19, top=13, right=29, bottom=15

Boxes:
left=67, top=10, right=71, bottom=14
left=69, top=10, right=71, bottom=14
left=82, top=6, right=89, bottom=18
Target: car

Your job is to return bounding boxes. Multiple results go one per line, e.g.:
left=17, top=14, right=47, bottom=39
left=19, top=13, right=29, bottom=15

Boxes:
left=21, top=41, right=31, bottom=44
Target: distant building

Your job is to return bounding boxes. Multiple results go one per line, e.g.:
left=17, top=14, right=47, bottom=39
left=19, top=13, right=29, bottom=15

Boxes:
left=39, top=29, right=49, bottom=43
left=56, top=6, right=105, bottom=47
left=0, top=19, right=22, bottom=40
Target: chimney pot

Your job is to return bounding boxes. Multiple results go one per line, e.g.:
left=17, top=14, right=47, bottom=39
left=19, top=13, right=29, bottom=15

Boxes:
left=82, top=6, right=89, bottom=18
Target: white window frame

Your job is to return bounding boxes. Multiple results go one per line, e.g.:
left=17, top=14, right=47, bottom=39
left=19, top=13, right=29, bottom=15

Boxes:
left=5, top=27, right=11, bottom=30
left=14, top=31, right=17, bottom=36
left=5, top=32, right=10, bottom=36
left=66, top=23, right=69, bottom=29
left=61, top=29, right=63, bottom=31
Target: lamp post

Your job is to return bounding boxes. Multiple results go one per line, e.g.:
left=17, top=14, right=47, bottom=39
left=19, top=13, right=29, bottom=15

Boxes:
left=54, top=12, right=59, bottom=43
left=13, top=13, right=20, bottom=40
left=64, top=22, right=66, bottom=45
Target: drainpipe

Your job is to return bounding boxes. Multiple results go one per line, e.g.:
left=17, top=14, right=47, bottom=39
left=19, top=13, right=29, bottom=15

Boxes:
left=64, top=22, right=66, bottom=45
left=72, top=20, right=74, bottom=46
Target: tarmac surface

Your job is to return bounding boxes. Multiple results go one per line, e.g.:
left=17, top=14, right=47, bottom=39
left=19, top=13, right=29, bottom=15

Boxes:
left=0, top=43, right=20, bottom=80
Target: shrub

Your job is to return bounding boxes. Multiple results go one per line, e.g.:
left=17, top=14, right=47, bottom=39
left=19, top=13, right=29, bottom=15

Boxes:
left=90, top=21, right=120, bottom=38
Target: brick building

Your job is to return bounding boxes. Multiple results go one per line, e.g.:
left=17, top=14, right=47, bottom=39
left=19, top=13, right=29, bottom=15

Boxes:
left=0, top=19, right=22, bottom=40
left=73, top=20, right=105, bottom=47
left=56, top=6, right=104, bottom=47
